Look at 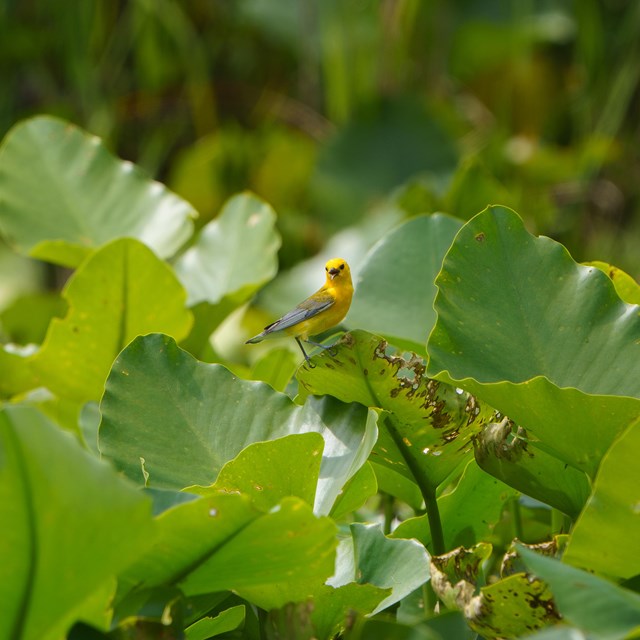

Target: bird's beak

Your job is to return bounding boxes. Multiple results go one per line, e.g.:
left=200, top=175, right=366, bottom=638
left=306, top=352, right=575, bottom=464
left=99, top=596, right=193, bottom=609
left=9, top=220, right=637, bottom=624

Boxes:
left=328, top=268, right=340, bottom=279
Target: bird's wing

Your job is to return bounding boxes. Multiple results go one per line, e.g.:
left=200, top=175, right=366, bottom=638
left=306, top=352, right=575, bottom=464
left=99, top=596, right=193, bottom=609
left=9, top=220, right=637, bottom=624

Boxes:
left=263, top=290, right=335, bottom=334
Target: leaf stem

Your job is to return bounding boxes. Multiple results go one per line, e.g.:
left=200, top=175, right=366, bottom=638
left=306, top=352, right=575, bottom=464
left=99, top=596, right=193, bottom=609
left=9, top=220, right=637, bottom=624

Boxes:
left=381, top=492, right=395, bottom=535
left=383, top=416, right=445, bottom=555
left=510, top=496, right=523, bottom=541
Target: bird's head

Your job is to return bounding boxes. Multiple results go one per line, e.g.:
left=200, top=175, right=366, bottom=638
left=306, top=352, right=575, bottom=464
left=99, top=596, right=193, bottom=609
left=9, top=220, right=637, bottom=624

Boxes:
left=325, top=258, right=351, bottom=282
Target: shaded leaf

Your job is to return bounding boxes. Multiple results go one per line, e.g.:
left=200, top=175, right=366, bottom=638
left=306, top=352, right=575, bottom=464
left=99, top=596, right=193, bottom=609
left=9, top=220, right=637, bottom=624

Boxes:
left=518, top=544, right=640, bottom=640
left=31, top=239, right=193, bottom=403
left=329, top=523, right=431, bottom=615
left=0, top=116, right=196, bottom=267
left=564, top=416, right=640, bottom=579
left=392, top=460, right=517, bottom=551
left=309, top=583, right=390, bottom=639
left=330, top=461, right=378, bottom=521
left=474, top=419, right=590, bottom=518
left=249, top=346, right=298, bottom=392
left=347, top=213, right=463, bottom=351
left=0, top=292, right=66, bottom=345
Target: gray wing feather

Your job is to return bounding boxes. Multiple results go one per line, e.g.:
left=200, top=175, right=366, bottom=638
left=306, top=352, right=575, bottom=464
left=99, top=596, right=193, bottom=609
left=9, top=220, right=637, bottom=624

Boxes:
left=263, top=293, right=334, bottom=334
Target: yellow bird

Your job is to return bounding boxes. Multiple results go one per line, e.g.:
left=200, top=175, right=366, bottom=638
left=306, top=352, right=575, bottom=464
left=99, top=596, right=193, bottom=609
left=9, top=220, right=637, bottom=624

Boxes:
left=246, top=258, right=353, bottom=366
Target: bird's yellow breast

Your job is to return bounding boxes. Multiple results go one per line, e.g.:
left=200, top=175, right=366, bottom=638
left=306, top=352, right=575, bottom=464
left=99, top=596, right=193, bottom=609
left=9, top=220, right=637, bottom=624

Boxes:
left=285, top=280, right=353, bottom=340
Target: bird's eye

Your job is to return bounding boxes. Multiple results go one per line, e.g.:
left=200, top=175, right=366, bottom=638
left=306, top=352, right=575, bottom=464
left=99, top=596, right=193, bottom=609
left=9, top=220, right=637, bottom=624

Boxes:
left=325, top=267, right=328, bottom=271
left=339, top=264, right=345, bottom=270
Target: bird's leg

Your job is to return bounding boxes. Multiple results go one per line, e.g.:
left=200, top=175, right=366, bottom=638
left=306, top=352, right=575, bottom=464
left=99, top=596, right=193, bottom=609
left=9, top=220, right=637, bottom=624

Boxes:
left=296, top=337, right=315, bottom=368
left=305, top=338, right=338, bottom=357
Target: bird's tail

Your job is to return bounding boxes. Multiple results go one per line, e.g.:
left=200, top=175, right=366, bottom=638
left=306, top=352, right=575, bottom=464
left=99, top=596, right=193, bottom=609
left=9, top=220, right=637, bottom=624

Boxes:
left=245, top=333, right=264, bottom=344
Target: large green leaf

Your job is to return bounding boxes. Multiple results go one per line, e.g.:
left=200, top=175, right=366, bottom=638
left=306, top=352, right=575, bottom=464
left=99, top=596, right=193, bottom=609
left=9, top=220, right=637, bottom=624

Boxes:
left=347, top=214, right=463, bottom=352
left=120, top=492, right=337, bottom=612
left=563, top=416, right=640, bottom=579
left=99, top=333, right=377, bottom=515
left=187, top=433, right=324, bottom=512
left=174, top=192, right=280, bottom=306
left=0, top=405, right=153, bottom=640
left=329, top=523, right=431, bottom=615
left=0, top=116, right=197, bottom=267
left=179, top=497, right=337, bottom=608
left=518, top=545, right=640, bottom=640
left=31, top=239, right=193, bottom=403
left=297, top=330, right=498, bottom=490
left=392, top=460, right=517, bottom=551
left=427, top=206, right=640, bottom=476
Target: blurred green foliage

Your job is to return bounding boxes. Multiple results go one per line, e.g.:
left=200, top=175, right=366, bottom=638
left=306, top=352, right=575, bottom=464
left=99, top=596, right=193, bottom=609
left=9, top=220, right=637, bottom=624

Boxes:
left=1, top=0, right=639, bottom=274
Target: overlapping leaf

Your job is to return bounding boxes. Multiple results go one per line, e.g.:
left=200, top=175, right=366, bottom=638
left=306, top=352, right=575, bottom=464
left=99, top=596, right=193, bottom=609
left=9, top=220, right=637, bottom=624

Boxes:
left=392, top=460, right=518, bottom=551
left=519, top=545, right=640, bottom=640
left=427, top=206, right=640, bottom=476
left=0, top=116, right=196, bottom=266
left=0, top=406, right=153, bottom=640
left=118, top=491, right=337, bottom=612
left=297, top=330, right=498, bottom=490
left=31, top=239, right=193, bottom=403
left=347, top=213, right=463, bottom=351
left=99, top=333, right=377, bottom=515
left=328, top=523, right=431, bottom=615
left=174, top=192, right=280, bottom=307
left=564, top=416, right=640, bottom=579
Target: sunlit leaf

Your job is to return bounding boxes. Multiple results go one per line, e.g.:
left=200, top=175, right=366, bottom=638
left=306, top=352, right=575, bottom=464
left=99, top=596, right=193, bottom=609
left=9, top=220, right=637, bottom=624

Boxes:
left=99, top=333, right=377, bottom=515
left=427, top=206, right=640, bottom=476
left=0, top=116, right=196, bottom=266
left=174, top=192, right=280, bottom=307
left=297, top=330, right=498, bottom=490
left=185, top=605, right=245, bottom=639
left=31, top=239, right=193, bottom=403
left=187, top=433, right=324, bottom=512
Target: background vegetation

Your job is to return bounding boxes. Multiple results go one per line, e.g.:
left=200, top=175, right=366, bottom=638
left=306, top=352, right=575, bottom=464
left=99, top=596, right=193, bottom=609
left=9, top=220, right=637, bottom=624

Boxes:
left=1, top=1, right=640, bottom=639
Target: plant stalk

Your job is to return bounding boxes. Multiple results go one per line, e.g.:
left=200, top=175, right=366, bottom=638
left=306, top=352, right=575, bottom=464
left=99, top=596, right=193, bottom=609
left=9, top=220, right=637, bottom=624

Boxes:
left=383, top=416, right=446, bottom=555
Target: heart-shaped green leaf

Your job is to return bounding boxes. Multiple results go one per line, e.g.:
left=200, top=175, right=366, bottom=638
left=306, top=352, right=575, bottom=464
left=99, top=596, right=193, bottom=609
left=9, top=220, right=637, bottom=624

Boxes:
left=427, top=206, right=640, bottom=476
left=31, top=239, right=193, bottom=403
left=174, top=192, right=280, bottom=307
left=99, top=333, right=377, bottom=515
left=0, top=116, right=196, bottom=266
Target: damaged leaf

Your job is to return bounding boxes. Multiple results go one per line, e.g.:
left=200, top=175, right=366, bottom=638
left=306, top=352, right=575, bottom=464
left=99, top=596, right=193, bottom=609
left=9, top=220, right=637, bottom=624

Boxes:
left=474, top=419, right=590, bottom=518
left=297, top=329, right=498, bottom=490
left=431, top=542, right=561, bottom=640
